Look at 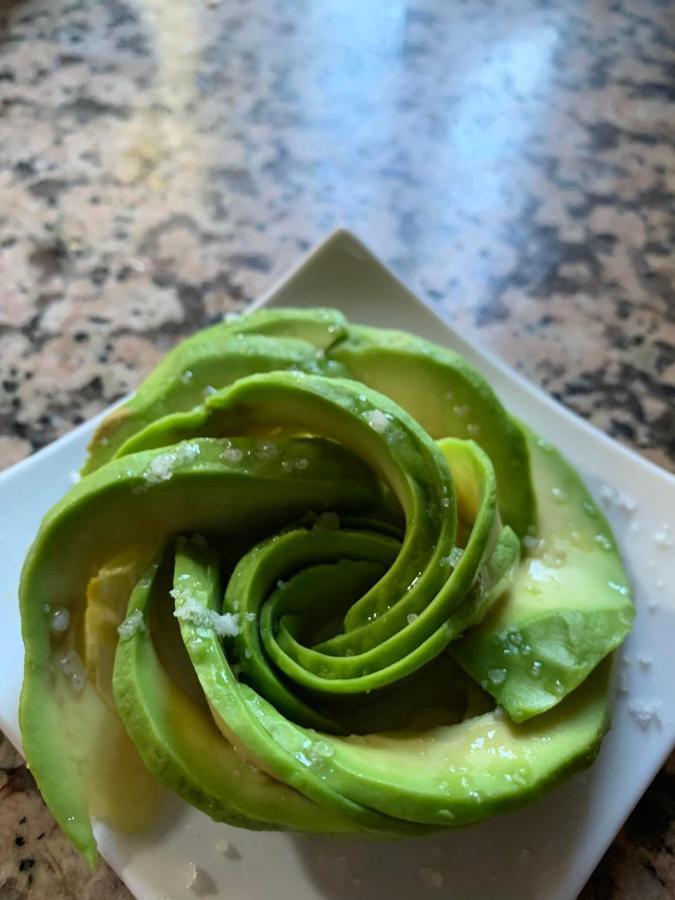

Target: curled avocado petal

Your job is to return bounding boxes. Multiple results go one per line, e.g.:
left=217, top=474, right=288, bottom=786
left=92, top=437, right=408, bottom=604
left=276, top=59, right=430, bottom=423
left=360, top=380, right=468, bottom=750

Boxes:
left=450, top=427, right=634, bottom=721
left=18, top=307, right=633, bottom=866
left=84, top=306, right=350, bottom=475
left=330, top=324, right=537, bottom=539
left=322, top=659, right=611, bottom=826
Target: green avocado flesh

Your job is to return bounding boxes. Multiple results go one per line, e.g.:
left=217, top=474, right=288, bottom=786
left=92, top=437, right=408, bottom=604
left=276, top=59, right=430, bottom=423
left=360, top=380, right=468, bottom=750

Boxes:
left=19, top=307, right=633, bottom=866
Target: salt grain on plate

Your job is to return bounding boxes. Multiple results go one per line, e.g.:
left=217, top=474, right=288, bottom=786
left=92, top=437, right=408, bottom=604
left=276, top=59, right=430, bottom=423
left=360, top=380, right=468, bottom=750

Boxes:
left=653, top=523, right=673, bottom=547
left=628, top=699, right=661, bottom=729
left=215, top=838, right=241, bottom=859
left=186, top=863, right=217, bottom=895
left=616, top=492, right=636, bottom=514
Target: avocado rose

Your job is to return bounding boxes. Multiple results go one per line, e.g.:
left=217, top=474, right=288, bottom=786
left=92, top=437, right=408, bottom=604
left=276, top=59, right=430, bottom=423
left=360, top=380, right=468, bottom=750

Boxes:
left=19, top=308, right=633, bottom=866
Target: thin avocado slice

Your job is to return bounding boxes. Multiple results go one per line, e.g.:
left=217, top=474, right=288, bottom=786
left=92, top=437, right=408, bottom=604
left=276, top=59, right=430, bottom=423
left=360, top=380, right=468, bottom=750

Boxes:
left=451, top=428, right=634, bottom=722
left=324, top=659, right=611, bottom=825
left=228, top=306, right=348, bottom=345
left=84, top=546, right=157, bottom=709
left=330, top=324, right=536, bottom=539
left=84, top=306, right=350, bottom=474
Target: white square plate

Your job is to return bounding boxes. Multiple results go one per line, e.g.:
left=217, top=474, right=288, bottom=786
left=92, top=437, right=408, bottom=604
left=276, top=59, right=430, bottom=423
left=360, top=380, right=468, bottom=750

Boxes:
left=1, top=230, right=673, bottom=900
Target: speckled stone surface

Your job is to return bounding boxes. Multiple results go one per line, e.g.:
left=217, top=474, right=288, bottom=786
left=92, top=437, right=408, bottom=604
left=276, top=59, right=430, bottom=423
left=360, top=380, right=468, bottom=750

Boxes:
left=0, top=0, right=673, bottom=896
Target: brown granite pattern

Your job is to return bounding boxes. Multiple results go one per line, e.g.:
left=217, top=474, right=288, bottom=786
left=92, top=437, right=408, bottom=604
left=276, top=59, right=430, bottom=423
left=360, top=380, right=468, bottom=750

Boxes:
left=0, top=0, right=674, bottom=897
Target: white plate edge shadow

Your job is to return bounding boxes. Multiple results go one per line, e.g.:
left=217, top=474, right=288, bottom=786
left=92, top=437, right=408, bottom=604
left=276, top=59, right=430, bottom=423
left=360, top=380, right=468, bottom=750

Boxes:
left=0, top=228, right=672, bottom=900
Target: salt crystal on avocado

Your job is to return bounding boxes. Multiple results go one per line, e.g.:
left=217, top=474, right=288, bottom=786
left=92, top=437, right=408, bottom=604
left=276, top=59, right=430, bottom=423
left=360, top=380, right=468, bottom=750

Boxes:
left=363, top=409, right=390, bottom=433
left=50, top=608, right=71, bottom=634
left=117, top=609, right=146, bottom=639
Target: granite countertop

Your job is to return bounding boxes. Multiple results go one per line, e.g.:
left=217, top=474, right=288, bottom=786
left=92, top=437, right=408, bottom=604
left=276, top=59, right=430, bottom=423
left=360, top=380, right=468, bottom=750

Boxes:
left=1, top=0, right=674, bottom=896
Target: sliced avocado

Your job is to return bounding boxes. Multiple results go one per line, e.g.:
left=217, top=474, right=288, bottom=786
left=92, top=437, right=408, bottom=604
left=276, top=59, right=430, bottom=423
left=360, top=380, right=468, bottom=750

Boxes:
left=451, top=428, right=634, bottom=722
left=229, top=307, right=348, bottom=345
left=224, top=527, right=400, bottom=731
left=84, top=307, right=350, bottom=475
left=84, top=546, right=157, bottom=708
left=325, top=659, right=610, bottom=825
left=170, top=536, right=430, bottom=836
left=174, top=535, right=610, bottom=829
left=112, top=372, right=520, bottom=693
left=19, top=307, right=632, bottom=866
left=19, top=436, right=381, bottom=864
left=112, top=550, right=360, bottom=835
left=330, top=324, right=537, bottom=539
left=250, top=443, right=517, bottom=694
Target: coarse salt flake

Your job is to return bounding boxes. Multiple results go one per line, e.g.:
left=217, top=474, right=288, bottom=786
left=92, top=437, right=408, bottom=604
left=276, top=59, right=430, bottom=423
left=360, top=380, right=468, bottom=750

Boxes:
left=143, top=443, right=200, bottom=486
left=654, top=525, right=673, bottom=548
left=50, top=608, right=71, bottom=634
left=172, top=595, right=241, bottom=636
left=222, top=447, right=244, bottom=463
left=117, top=609, right=146, bottom=639
left=628, top=698, right=661, bottom=729
left=313, top=511, right=340, bottom=531
left=363, top=409, right=390, bottom=433
left=210, top=611, right=241, bottom=638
